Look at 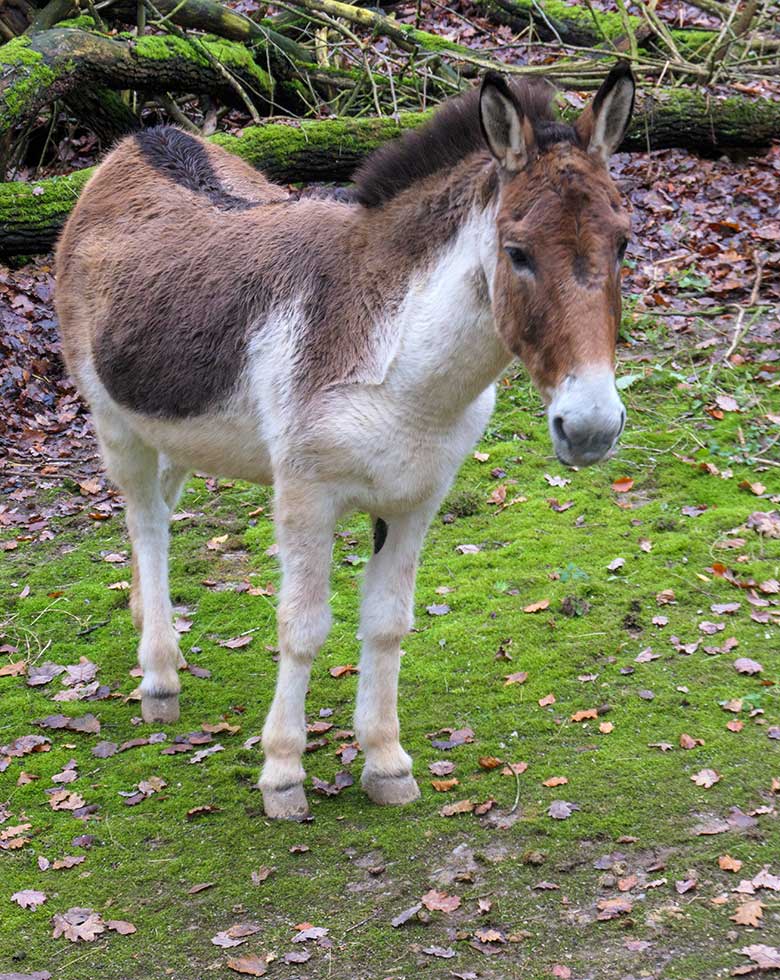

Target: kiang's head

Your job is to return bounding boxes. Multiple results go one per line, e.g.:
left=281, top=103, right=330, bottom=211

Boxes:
left=479, top=65, right=635, bottom=467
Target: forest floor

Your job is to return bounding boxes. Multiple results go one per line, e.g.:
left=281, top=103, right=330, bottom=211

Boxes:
left=1, top=142, right=780, bottom=980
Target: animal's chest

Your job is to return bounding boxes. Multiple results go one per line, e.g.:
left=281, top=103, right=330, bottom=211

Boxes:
left=307, top=385, right=497, bottom=515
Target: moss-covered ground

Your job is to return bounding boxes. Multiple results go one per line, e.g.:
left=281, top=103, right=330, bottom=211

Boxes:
left=1, top=322, right=778, bottom=980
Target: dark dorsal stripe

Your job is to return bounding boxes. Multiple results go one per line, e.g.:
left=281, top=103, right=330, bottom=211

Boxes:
left=353, top=79, right=580, bottom=209
left=135, top=126, right=258, bottom=212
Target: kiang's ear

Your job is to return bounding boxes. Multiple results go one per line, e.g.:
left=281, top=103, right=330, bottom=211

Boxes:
left=575, top=62, right=635, bottom=163
left=479, top=71, right=532, bottom=173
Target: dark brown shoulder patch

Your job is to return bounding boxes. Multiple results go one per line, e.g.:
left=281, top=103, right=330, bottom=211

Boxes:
left=94, top=257, right=259, bottom=420
left=135, top=126, right=259, bottom=212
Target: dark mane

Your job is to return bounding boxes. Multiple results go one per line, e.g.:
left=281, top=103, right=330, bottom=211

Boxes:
left=353, top=77, right=578, bottom=209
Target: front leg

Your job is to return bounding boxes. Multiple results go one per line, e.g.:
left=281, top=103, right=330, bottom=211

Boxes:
left=356, top=504, right=436, bottom=806
left=259, top=485, right=336, bottom=819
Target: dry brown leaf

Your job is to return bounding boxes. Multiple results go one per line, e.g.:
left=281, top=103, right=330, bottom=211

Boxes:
left=439, top=799, right=474, bottom=817
left=691, top=768, right=720, bottom=788
left=201, top=721, right=241, bottom=735
left=251, top=867, right=275, bottom=885
left=52, top=908, right=106, bottom=942
left=571, top=709, right=598, bottom=723
left=226, top=956, right=268, bottom=977
left=501, top=761, right=528, bottom=776
left=212, top=923, right=262, bottom=948
left=430, top=778, right=459, bottom=792
left=48, top=789, right=86, bottom=811
left=523, top=599, right=550, bottom=614
left=680, top=733, right=704, bottom=749
left=718, top=854, right=743, bottom=872
left=52, top=855, right=86, bottom=870
left=597, top=895, right=633, bottom=919
left=732, top=900, right=763, bottom=927
left=503, top=671, right=528, bottom=686
left=611, top=477, right=634, bottom=493
left=739, top=945, right=780, bottom=970
left=542, top=776, right=568, bottom=788
left=421, top=889, right=461, bottom=913
left=11, top=889, right=47, bottom=909
left=106, top=920, right=137, bottom=935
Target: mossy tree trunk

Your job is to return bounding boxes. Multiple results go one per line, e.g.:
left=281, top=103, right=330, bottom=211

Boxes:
left=3, top=90, right=780, bottom=255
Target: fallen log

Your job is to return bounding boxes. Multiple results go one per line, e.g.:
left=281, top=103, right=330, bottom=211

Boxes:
left=473, top=0, right=748, bottom=57
left=108, top=0, right=312, bottom=65
left=0, top=27, right=274, bottom=148
left=2, top=89, right=779, bottom=254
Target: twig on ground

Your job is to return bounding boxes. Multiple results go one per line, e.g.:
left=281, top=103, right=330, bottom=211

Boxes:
left=509, top=765, right=521, bottom=814
left=723, top=256, right=765, bottom=365
left=158, top=94, right=201, bottom=132
left=343, top=910, right=380, bottom=934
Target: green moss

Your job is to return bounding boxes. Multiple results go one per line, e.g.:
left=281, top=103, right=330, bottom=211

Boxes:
left=403, top=25, right=471, bottom=53
left=1, top=331, right=778, bottom=977
left=133, top=32, right=194, bottom=62
left=535, top=0, right=627, bottom=38
left=0, top=35, right=44, bottom=68
left=133, top=32, right=272, bottom=96
left=55, top=14, right=97, bottom=29
left=0, top=36, right=57, bottom=127
left=211, top=113, right=427, bottom=181
left=0, top=168, right=93, bottom=233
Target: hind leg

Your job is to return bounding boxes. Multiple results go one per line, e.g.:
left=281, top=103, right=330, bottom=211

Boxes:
left=129, top=454, right=188, bottom=637
left=97, top=415, right=183, bottom=723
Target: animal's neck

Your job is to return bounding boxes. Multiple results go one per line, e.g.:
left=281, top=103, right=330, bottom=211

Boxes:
left=383, top=191, right=512, bottom=428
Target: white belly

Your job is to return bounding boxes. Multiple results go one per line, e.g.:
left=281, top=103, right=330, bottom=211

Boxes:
left=125, top=407, right=274, bottom=484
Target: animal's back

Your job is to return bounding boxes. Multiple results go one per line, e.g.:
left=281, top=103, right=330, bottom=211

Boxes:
left=55, top=127, right=293, bottom=419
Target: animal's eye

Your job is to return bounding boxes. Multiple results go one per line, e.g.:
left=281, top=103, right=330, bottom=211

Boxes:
left=505, top=245, right=533, bottom=273
left=617, top=238, right=628, bottom=263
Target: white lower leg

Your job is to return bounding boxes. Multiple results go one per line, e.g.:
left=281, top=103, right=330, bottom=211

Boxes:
left=129, top=457, right=186, bottom=637
left=260, top=641, right=319, bottom=792
left=355, top=509, right=434, bottom=805
left=130, top=494, right=181, bottom=712
left=259, top=486, right=335, bottom=818
left=355, top=637, right=411, bottom=778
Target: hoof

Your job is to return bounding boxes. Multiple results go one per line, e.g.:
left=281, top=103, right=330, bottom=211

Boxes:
left=362, top=771, right=420, bottom=806
left=141, top=693, right=180, bottom=724
left=260, top=783, right=309, bottom=820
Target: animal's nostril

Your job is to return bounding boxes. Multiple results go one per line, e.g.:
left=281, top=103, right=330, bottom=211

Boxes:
left=553, top=415, right=567, bottom=443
